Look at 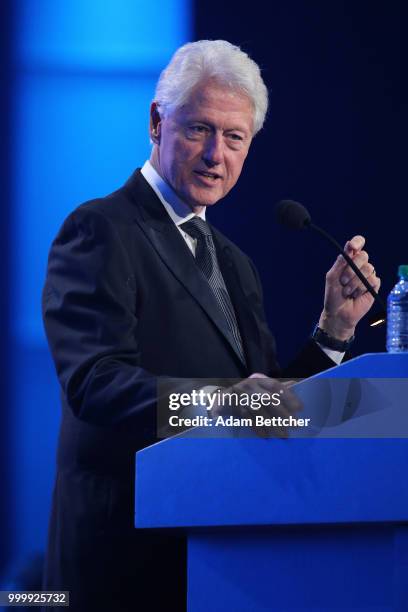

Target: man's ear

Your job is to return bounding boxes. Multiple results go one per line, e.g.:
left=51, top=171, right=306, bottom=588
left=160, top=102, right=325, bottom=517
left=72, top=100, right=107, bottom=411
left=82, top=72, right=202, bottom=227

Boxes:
left=150, top=102, right=161, bottom=143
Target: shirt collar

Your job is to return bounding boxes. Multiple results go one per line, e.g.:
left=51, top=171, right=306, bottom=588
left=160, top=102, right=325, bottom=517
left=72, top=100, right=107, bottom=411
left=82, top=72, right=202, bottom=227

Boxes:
left=141, top=160, right=206, bottom=226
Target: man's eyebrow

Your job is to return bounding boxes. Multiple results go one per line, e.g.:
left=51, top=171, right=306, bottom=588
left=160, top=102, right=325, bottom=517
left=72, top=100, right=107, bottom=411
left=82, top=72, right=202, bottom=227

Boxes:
left=225, top=126, right=248, bottom=133
left=183, top=116, right=251, bottom=136
left=224, top=126, right=252, bottom=138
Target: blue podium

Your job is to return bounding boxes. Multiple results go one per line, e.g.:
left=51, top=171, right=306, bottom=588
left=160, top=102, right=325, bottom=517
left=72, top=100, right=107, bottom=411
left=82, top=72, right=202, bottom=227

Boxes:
left=135, top=354, right=408, bottom=611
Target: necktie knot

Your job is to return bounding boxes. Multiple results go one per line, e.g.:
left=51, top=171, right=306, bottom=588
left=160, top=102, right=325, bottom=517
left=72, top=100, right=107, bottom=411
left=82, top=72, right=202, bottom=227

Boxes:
left=181, top=217, right=212, bottom=240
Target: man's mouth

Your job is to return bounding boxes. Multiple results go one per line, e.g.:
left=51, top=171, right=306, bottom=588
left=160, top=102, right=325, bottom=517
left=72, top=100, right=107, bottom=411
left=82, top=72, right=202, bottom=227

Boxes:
left=194, top=170, right=222, bottom=181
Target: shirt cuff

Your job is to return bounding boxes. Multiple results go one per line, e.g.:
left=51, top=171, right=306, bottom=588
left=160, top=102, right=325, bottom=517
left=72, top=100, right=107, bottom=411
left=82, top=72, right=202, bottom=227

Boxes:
left=315, top=342, right=345, bottom=365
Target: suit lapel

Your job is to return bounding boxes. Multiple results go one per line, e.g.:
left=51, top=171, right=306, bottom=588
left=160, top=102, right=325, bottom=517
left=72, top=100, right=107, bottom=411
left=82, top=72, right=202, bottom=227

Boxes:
left=124, top=171, right=246, bottom=365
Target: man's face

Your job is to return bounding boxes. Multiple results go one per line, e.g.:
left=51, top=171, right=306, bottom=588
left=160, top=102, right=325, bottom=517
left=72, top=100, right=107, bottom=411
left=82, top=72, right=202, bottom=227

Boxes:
left=150, top=79, right=254, bottom=211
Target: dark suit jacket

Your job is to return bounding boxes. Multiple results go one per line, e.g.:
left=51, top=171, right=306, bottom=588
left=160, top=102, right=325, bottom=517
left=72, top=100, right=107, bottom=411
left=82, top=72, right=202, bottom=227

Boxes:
left=42, top=169, right=336, bottom=610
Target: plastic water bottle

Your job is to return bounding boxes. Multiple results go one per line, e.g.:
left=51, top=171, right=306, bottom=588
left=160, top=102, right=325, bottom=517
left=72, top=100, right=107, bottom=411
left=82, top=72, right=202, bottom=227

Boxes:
left=386, top=265, right=408, bottom=353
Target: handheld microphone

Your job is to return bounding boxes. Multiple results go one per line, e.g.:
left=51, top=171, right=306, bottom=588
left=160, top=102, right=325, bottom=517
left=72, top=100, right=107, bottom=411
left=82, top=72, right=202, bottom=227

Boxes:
left=275, top=199, right=386, bottom=326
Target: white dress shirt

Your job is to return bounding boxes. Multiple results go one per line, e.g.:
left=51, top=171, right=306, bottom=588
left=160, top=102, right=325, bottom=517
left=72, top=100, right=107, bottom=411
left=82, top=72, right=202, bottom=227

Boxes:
left=141, top=160, right=204, bottom=256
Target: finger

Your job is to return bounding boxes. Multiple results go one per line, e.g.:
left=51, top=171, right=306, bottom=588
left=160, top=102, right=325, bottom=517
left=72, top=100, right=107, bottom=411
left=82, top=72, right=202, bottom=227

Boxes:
left=326, top=254, right=348, bottom=282
left=349, top=286, right=372, bottom=300
left=236, top=377, right=302, bottom=415
left=350, top=274, right=381, bottom=299
left=249, top=406, right=291, bottom=428
left=328, top=238, right=367, bottom=283
left=344, top=235, right=365, bottom=255
left=239, top=377, right=281, bottom=395
left=281, top=379, right=300, bottom=388
left=341, top=262, right=374, bottom=295
left=340, top=252, right=369, bottom=285
left=249, top=406, right=290, bottom=439
left=246, top=380, right=302, bottom=413
left=372, top=275, right=381, bottom=293
left=237, top=388, right=298, bottom=426
left=365, top=263, right=376, bottom=281
left=249, top=372, right=269, bottom=379
left=239, top=404, right=289, bottom=439
left=257, top=402, right=298, bottom=438
left=342, top=261, right=376, bottom=295
left=280, top=387, right=303, bottom=413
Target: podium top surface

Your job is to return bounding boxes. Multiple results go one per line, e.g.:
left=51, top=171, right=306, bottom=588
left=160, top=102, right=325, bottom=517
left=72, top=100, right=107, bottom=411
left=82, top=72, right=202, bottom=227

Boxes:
left=314, top=352, right=408, bottom=378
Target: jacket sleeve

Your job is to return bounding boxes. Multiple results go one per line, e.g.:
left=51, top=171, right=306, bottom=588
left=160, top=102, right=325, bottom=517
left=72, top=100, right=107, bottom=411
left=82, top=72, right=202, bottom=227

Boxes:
left=42, top=206, right=169, bottom=437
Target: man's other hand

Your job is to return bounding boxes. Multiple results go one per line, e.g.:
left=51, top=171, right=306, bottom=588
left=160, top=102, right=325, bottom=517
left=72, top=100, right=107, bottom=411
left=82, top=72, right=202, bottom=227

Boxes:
left=211, top=373, right=302, bottom=438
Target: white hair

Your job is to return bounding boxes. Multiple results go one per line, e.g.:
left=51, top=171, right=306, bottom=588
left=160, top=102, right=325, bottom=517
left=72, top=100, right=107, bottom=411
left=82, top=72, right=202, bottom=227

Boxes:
left=153, top=40, right=269, bottom=135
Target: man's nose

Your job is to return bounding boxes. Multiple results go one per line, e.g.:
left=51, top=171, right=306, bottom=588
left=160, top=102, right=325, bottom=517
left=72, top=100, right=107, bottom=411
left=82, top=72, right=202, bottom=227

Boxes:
left=202, top=134, right=223, bottom=167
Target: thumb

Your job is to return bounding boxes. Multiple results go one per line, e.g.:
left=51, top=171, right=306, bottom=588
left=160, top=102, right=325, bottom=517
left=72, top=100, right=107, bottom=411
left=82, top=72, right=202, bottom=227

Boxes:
left=249, top=372, right=269, bottom=379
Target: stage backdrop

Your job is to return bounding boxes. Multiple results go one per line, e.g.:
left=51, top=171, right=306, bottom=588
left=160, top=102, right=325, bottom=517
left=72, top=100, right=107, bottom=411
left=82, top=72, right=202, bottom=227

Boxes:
left=1, top=0, right=407, bottom=587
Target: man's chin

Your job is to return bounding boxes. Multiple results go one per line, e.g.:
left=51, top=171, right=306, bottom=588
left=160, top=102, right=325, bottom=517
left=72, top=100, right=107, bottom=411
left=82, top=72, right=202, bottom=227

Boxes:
left=185, top=190, right=223, bottom=210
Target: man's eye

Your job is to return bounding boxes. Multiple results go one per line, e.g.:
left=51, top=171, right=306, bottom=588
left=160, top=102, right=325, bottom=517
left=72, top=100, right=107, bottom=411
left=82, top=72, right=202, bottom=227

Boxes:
left=190, top=125, right=208, bottom=133
left=229, top=133, right=243, bottom=141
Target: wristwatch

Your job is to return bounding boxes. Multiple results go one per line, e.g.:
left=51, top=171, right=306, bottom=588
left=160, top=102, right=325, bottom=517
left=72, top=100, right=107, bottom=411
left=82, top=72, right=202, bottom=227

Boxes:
left=312, top=324, right=355, bottom=352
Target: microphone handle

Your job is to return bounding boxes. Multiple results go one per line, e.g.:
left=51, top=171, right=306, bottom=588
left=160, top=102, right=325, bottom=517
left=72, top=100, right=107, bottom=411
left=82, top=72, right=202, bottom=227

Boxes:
left=309, top=222, right=387, bottom=312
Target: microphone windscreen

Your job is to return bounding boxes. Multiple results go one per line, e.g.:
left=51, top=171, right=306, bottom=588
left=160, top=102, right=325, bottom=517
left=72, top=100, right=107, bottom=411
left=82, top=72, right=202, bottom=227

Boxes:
left=275, top=200, right=312, bottom=230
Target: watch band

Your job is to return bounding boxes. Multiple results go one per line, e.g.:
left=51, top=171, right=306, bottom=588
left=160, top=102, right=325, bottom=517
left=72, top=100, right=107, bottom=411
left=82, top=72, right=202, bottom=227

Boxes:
left=312, top=324, right=355, bottom=352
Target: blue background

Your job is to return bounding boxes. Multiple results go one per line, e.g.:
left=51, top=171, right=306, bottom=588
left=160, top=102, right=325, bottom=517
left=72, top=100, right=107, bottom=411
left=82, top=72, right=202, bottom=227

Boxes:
left=0, top=0, right=191, bottom=588
left=1, top=0, right=407, bottom=589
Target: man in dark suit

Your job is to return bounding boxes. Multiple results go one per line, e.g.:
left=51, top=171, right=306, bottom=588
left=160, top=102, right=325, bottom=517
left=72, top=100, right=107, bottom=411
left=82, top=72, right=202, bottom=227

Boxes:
left=42, top=40, right=380, bottom=610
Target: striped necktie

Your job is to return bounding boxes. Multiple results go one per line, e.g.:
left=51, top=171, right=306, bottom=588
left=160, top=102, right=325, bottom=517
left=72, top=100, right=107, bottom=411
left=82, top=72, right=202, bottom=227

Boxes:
left=181, top=217, right=245, bottom=364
